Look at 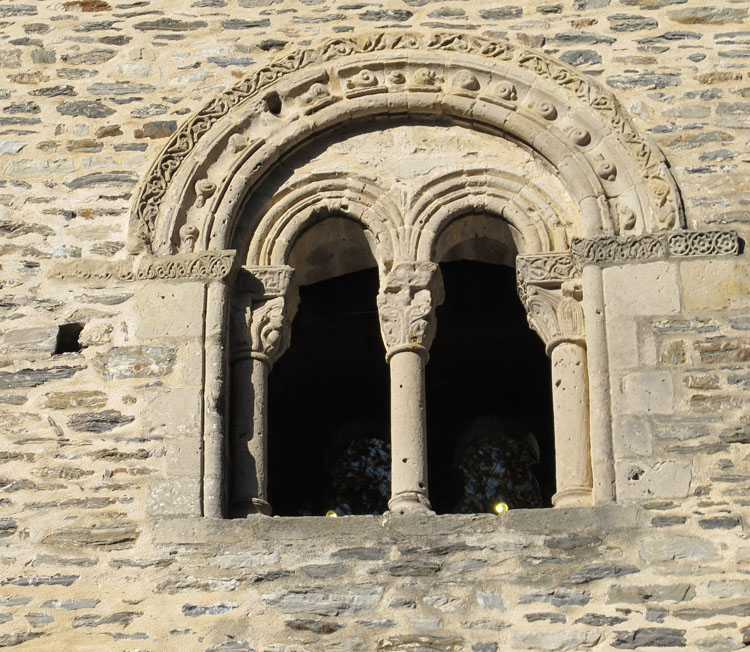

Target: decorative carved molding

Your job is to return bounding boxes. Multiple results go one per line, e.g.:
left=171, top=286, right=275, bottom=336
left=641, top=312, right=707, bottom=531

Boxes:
left=49, top=250, right=239, bottom=282
left=231, top=265, right=298, bottom=367
left=667, top=230, right=740, bottom=257
left=377, top=262, right=444, bottom=360
left=130, top=31, right=683, bottom=253
left=516, top=252, right=580, bottom=305
left=572, top=230, right=740, bottom=266
left=523, top=282, right=585, bottom=355
left=237, top=266, right=296, bottom=299
left=571, top=235, right=665, bottom=265
left=517, top=49, right=679, bottom=230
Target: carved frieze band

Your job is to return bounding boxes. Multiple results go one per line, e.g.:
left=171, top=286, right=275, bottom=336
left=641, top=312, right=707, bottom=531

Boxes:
left=132, top=31, right=681, bottom=250
left=571, top=230, right=739, bottom=266
left=49, top=250, right=239, bottom=282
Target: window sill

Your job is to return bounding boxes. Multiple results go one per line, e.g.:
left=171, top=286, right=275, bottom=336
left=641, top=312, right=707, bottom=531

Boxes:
left=152, top=504, right=642, bottom=546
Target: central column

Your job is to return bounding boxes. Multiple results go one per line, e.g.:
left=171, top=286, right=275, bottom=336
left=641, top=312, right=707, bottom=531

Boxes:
left=377, top=262, right=444, bottom=514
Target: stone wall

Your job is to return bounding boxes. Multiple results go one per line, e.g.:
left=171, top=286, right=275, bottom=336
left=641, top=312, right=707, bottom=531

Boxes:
left=0, top=0, right=749, bottom=650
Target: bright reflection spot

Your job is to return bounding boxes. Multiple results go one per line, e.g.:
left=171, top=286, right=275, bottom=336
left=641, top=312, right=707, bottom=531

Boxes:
left=494, top=502, right=509, bottom=514
left=325, top=510, right=338, bottom=518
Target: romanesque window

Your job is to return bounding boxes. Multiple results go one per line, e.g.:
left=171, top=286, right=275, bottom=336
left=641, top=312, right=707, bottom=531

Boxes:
left=61, top=32, right=713, bottom=520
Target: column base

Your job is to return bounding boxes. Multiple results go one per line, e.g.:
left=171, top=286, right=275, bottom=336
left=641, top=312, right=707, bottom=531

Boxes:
left=230, top=498, right=272, bottom=517
left=552, top=486, right=593, bottom=507
left=388, top=491, right=434, bottom=515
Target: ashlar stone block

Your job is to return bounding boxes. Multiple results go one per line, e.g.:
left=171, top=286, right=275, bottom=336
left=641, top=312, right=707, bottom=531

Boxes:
left=616, top=460, right=692, bottom=500
left=603, top=262, right=680, bottom=317
left=147, top=478, right=202, bottom=517
left=134, top=282, right=206, bottom=339
left=681, top=259, right=750, bottom=311
left=614, top=370, right=674, bottom=415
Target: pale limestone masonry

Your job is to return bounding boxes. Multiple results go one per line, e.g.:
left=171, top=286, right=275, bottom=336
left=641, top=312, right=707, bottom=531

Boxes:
left=0, top=1, right=749, bottom=651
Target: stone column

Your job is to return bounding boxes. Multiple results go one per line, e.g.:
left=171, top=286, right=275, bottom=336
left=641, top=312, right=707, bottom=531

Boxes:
left=523, top=280, right=593, bottom=507
left=377, top=262, right=444, bottom=514
left=230, top=267, right=297, bottom=517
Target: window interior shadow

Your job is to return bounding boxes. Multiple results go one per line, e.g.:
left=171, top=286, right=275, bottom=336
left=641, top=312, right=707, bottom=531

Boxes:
left=268, top=267, right=389, bottom=516
left=426, top=260, right=555, bottom=513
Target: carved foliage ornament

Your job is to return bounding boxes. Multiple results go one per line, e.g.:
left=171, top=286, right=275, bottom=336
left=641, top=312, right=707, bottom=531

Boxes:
left=571, top=230, right=740, bottom=266
left=524, top=283, right=585, bottom=355
left=50, top=250, right=238, bottom=282
left=131, top=31, right=681, bottom=252
left=377, top=262, right=444, bottom=359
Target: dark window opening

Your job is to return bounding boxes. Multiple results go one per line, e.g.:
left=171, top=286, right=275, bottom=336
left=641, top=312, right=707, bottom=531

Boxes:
left=268, top=267, right=390, bottom=516
left=55, top=323, right=83, bottom=354
left=267, top=261, right=555, bottom=516
left=426, top=261, right=555, bottom=513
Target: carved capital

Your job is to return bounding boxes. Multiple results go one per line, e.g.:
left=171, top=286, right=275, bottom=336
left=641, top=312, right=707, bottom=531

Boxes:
left=231, top=266, right=298, bottom=366
left=523, top=282, right=585, bottom=356
left=516, top=252, right=580, bottom=305
left=377, top=262, right=444, bottom=361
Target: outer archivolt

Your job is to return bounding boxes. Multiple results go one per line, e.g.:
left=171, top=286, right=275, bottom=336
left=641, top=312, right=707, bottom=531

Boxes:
left=129, top=31, right=684, bottom=255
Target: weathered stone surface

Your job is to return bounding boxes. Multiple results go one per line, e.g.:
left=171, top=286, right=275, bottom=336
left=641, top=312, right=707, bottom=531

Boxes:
left=67, top=410, right=134, bottom=432
left=510, top=631, right=601, bottom=650
left=0, top=325, right=57, bottom=355
left=42, top=523, right=138, bottom=549
left=613, top=628, right=686, bottom=648
left=640, top=536, right=718, bottom=562
left=519, top=588, right=591, bottom=607
left=378, top=635, right=463, bottom=651
left=608, top=14, right=658, bottom=31
left=0, top=366, right=84, bottom=389
left=668, top=7, right=747, bottom=24
left=94, top=346, right=176, bottom=379
left=183, top=602, right=237, bottom=617
left=42, top=391, right=107, bottom=409
left=72, top=611, right=141, bottom=628
left=56, top=101, right=115, bottom=119
left=134, top=18, right=208, bottom=30
left=262, top=587, right=384, bottom=615
left=566, top=563, right=639, bottom=584
left=608, top=583, right=695, bottom=603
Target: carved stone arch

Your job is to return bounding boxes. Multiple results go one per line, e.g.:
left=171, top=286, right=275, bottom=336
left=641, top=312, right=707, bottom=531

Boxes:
left=128, top=31, right=684, bottom=257
left=407, top=167, right=586, bottom=261
left=239, top=172, right=400, bottom=274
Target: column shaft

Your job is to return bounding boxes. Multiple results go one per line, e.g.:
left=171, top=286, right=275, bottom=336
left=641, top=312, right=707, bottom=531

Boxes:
left=230, top=356, right=271, bottom=516
left=388, top=350, right=430, bottom=513
left=551, top=341, right=593, bottom=506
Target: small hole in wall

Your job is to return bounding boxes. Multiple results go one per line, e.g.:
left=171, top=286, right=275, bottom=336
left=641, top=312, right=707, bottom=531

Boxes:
left=628, top=466, right=644, bottom=482
left=55, top=323, right=83, bottom=354
left=264, top=91, right=282, bottom=115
